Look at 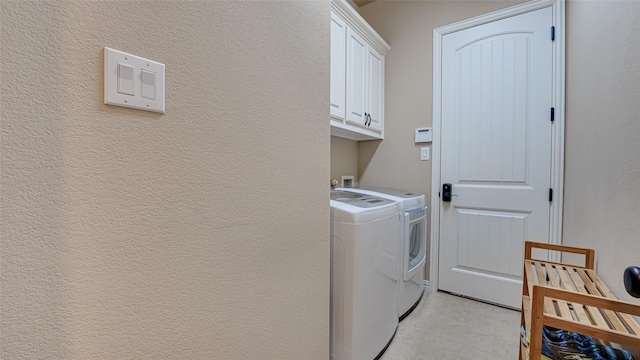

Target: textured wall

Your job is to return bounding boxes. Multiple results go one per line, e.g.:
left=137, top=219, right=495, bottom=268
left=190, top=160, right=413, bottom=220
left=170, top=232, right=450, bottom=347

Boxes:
left=330, top=136, right=359, bottom=187
left=563, top=0, right=640, bottom=302
left=0, top=1, right=330, bottom=359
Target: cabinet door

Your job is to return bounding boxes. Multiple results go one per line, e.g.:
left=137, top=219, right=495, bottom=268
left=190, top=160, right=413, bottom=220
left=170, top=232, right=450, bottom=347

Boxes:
left=367, top=46, right=384, bottom=132
left=330, top=12, right=346, bottom=120
left=346, top=27, right=368, bottom=128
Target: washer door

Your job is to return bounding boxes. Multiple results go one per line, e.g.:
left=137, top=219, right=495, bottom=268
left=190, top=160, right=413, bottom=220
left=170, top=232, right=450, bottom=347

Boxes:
left=404, top=207, right=427, bottom=281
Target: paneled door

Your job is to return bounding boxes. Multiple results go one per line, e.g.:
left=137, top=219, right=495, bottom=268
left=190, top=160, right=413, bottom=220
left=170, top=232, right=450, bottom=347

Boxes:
left=330, top=11, right=346, bottom=120
left=438, top=7, right=554, bottom=308
left=366, top=46, right=383, bottom=132
left=346, top=27, right=367, bottom=127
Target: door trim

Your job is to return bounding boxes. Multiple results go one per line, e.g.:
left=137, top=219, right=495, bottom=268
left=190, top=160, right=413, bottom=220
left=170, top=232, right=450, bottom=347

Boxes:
left=429, top=0, right=565, bottom=292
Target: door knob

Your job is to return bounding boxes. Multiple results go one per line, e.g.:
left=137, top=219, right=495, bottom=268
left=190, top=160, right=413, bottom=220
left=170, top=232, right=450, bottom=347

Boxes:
left=442, top=183, right=452, bottom=202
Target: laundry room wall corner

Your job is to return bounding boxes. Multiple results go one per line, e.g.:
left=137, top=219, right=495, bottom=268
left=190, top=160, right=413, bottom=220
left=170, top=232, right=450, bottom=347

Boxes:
left=331, top=136, right=359, bottom=186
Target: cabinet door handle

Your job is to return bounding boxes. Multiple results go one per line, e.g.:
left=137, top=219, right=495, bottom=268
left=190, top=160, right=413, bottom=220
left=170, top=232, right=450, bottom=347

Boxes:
left=367, top=113, right=371, bottom=126
left=364, top=113, right=368, bottom=126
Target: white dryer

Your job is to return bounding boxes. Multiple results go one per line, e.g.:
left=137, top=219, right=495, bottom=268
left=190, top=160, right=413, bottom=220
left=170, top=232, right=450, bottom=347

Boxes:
left=330, top=191, right=400, bottom=360
left=337, top=187, right=427, bottom=320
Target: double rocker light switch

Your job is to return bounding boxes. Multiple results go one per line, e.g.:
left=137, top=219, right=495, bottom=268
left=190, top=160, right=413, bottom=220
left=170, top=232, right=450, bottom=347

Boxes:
left=140, top=70, right=156, bottom=100
left=117, top=63, right=135, bottom=96
left=105, top=47, right=165, bottom=113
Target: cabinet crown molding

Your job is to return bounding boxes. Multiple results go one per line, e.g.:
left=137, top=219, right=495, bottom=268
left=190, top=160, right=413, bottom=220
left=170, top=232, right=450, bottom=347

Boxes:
left=331, top=0, right=390, bottom=55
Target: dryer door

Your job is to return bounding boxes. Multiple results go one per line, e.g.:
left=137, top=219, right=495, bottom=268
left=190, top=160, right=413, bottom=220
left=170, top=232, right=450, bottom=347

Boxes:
left=404, top=207, right=427, bottom=281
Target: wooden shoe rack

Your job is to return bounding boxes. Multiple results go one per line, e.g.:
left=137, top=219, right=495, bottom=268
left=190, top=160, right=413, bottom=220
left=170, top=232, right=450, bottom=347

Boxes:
left=520, top=241, right=640, bottom=360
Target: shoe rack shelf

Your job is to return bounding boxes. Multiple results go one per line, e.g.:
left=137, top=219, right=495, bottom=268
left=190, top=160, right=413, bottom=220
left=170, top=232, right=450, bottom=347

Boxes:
left=519, top=241, right=640, bottom=360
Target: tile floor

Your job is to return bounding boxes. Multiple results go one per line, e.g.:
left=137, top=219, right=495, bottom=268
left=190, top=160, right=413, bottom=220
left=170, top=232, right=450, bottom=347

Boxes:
left=380, top=290, right=522, bottom=360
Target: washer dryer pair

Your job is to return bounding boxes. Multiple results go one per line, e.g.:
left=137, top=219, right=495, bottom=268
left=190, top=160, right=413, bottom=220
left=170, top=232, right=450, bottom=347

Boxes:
left=330, top=191, right=400, bottom=360
left=337, top=187, right=427, bottom=320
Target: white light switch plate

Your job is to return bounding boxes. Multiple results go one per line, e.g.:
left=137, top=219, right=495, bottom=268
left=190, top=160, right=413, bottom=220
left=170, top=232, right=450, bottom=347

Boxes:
left=104, top=47, right=165, bottom=113
left=421, top=147, right=430, bottom=161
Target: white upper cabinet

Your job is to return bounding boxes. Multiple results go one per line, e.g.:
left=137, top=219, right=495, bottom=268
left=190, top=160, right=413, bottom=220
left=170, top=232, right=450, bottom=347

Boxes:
left=330, top=0, right=390, bottom=141
left=330, top=11, right=347, bottom=121
left=367, top=46, right=384, bottom=133
left=346, top=27, right=368, bottom=128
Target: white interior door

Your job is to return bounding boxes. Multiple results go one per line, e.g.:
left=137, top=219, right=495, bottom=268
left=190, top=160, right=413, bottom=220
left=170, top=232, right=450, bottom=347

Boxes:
left=438, top=7, right=554, bottom=308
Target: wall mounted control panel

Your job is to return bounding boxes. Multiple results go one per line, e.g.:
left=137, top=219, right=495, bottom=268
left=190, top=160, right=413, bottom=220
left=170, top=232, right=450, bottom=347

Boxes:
left=104, top=47, right=165, bottom=113
left=415, top=128, right=432, bottom=143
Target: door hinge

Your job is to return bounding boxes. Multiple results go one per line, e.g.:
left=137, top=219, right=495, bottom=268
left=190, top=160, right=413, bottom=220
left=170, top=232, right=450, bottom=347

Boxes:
left=549, top=188, right=553, bottom=202
left=551, top=107, right=555, bottom=122
left=551, top=26, right=556, bottom=41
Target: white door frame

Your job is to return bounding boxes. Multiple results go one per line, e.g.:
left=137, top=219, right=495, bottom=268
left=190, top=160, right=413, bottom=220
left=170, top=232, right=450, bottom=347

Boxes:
left=429, top=0, right=565, bottom=292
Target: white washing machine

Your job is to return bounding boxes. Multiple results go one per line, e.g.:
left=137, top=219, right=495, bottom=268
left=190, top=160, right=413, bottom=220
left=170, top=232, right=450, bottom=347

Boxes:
left=330, top=191, right=400, bottom=360
left=337, top=187, right=427, bottom=320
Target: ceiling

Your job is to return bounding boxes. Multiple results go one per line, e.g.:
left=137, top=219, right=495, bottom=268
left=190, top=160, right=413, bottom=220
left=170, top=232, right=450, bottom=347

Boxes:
left=353, top=0, right=377, bottom=7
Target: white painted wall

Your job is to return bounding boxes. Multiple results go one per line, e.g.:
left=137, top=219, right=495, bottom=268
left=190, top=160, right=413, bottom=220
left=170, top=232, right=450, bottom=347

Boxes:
left=563, top=0, right=640, bottom=302
left=331, top=136, right=359, bottom=186
left=0, top=1, right=330, bottom=358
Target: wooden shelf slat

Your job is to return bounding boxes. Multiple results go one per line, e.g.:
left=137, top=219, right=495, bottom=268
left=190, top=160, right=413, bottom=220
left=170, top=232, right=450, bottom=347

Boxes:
left=589, top=272, right=640, bottom=335
left=523, top=295, right=531, bottom=337
left=568, top=267, right=610, bottom=328
left=546, top=264, right=573, bottom=319
left=525, top=260, right=536, bottom=297
left=534, top=262, right=555, bottom=313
